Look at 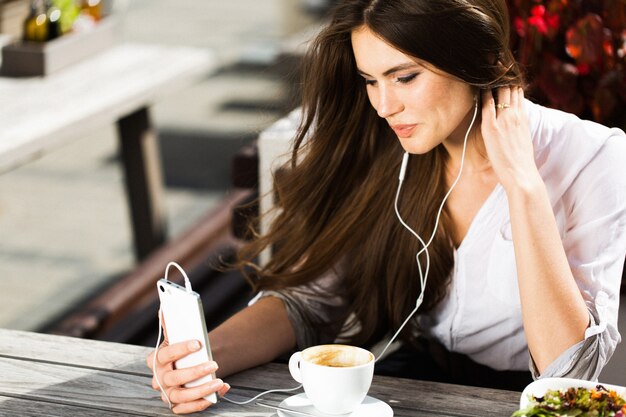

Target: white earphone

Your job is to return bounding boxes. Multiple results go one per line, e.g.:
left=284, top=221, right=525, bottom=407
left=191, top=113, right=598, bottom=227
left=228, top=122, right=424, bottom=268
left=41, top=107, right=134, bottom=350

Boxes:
left=375, top=96, right=479, bottom=360
left=153, top=97, right=481, bottom=409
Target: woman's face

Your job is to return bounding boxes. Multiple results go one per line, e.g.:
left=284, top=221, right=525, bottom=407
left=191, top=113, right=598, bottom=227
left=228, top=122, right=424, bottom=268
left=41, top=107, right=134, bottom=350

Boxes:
left=351, top=25, right=477, bottom=154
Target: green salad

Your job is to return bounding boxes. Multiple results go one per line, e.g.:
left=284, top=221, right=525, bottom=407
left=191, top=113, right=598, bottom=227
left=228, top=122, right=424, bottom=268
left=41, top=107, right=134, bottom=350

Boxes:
left=512, top=385, right=626, bottom=417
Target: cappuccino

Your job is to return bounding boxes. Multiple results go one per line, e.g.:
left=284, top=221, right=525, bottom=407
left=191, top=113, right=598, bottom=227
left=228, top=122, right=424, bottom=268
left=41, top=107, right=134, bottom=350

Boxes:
left=289, top=344, right=375, bottom=415
left=303, top=344, right=373, bottom=368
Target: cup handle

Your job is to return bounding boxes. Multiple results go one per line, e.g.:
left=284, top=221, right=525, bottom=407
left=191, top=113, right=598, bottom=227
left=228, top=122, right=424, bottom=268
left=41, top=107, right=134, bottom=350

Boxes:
left=288, top=351, right=303, bottom=383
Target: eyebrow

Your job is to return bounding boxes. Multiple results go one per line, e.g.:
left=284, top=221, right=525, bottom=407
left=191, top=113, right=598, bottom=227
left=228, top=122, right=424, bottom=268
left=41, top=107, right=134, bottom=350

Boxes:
left=357, top=63, right=420, bottom=77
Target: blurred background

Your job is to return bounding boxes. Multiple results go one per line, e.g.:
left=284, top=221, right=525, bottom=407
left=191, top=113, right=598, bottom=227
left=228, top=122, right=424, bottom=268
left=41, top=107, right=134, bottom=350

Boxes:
left=0, top=0, right=325, bottom=333
left=0, top=0, right=625, bottom=386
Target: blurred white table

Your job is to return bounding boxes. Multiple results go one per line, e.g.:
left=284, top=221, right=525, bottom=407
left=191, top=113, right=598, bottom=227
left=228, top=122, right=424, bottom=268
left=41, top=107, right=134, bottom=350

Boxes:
left=0, top=43, right=218, bottom=259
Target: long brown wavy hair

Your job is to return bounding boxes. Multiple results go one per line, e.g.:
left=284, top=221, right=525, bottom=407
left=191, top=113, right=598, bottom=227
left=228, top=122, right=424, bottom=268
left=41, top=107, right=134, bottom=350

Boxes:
left=238, top=0, right=524, bottom=349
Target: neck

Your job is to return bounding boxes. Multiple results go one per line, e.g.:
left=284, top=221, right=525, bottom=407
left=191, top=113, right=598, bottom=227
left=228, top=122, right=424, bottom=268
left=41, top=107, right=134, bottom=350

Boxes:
left=442, top=109, right=490, bottom=175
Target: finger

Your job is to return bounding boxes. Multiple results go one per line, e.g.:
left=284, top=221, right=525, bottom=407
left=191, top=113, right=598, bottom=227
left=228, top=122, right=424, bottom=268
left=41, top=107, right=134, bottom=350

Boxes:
left=516, top=86, right=525, bottom=108
left=509, top=85, right=519, bottom=109
left=171, top=399, right=213, bottom=415
left=169, top=379, right=225, bottom=404
left=517, top=87, right=528, bottom=119
left=482, top=88, right=496, bottom=122
left=497, top=86, right=511, bottom=109
left=157, top=340, right=202, bottom=366
left=160, top=390, right=172, bottom=405
left=163, top=362, right=219, bottom=387
left=152, top=363, right=174, bottom=390
left=153, top=357, right=175, bottom=389
left=218, top=382, right=231, bottom=398
left=152, top=375, right=160, bottom=391
left=517, top=87, right=529, bottom=125
left=146, top=350, right=155, bottom=370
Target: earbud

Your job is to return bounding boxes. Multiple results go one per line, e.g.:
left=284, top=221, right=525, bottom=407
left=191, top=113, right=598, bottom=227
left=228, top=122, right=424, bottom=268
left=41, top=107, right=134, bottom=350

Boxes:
left=399, top=152, right=409, bottom=181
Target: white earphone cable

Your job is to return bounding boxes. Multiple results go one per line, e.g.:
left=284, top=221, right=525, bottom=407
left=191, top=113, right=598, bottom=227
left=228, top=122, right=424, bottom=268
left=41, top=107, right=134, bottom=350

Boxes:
left=154, top=309, right=173, bottom=409
left=220, top=384, right=303, bottom=405
left=165, top=261, right=193, bottom=293
left=154, top=100, right=479, bottom=402
left=376, top=98, right=479, bottom=360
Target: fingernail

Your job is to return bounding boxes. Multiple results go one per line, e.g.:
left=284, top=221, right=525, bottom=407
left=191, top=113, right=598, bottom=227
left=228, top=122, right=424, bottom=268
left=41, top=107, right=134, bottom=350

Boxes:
left=188, top=340, right=201, bottom=351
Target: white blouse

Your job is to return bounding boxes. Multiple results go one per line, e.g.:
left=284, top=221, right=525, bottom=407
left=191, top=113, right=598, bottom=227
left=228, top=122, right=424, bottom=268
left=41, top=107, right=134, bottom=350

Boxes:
left=418, top=100, right=626, bottom=378
left=257, top=100, right=626, bottom=380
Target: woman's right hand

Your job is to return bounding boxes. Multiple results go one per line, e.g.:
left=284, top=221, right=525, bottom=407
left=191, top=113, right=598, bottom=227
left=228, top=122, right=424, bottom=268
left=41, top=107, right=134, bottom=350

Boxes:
left=146, top=339, right=231, bottom=414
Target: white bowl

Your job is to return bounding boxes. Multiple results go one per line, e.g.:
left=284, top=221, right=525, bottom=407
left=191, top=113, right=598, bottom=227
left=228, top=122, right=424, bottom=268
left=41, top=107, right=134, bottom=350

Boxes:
left=520, top=377, right=626, bottom=408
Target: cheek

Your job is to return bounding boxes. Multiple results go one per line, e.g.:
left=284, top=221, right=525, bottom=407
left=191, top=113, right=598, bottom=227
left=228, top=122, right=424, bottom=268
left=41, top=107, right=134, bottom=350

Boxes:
left=400, top=82, right=431, bottom=109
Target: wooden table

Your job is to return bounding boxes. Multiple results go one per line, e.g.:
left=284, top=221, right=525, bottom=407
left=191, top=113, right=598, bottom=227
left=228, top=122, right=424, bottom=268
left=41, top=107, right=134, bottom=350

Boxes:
left=0, top=328, right=522, bottom=416
left=0, top=43, right=218, bottom=260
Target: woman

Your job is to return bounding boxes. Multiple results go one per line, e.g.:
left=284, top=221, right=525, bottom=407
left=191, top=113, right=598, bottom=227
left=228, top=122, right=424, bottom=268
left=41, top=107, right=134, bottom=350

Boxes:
left=147, top=0, right=626, bottom=413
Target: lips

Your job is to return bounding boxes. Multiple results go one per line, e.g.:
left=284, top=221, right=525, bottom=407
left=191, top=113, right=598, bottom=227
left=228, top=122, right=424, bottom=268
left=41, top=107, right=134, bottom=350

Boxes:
left=390, top=124, right=418, bottom=138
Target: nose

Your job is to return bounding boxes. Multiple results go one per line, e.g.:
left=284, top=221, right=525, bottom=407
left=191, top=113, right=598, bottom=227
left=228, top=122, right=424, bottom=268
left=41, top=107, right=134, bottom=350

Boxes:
left=375, top=86, right=403, bottom=119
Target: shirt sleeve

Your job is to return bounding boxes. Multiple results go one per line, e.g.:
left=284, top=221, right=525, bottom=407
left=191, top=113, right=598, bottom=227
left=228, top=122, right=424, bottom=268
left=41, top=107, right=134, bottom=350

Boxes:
left=529, top=312, right=600, bottom=379
left=533, top=129, right=626, bottom=380
left=248, top=265, right=349, bottom=349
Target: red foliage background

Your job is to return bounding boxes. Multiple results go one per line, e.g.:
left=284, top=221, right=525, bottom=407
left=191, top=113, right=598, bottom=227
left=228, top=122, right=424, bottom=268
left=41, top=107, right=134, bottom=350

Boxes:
left=506, top=0, right=626, bottom=128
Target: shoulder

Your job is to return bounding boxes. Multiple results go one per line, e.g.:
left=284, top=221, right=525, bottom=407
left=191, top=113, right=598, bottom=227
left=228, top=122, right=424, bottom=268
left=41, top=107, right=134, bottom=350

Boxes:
left=525, top=99, right=626, bottom=153
left=525, top=100, right=626, bottom=182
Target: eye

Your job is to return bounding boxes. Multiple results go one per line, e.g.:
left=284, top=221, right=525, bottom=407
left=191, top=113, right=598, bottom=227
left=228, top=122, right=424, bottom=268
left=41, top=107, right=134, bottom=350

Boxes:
left=364, top=78, right=377, bottom=86
left=396, top=73, right=418, bottom=84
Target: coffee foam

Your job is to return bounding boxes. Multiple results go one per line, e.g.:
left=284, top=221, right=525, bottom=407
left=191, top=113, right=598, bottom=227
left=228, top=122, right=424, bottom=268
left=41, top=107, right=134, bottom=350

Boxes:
left=303, top=345, right=373, bottom=368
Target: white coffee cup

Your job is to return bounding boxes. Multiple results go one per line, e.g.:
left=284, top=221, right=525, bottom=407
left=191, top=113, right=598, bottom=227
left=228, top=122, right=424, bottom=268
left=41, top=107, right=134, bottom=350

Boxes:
left=288, top=344, right=374, bottom=415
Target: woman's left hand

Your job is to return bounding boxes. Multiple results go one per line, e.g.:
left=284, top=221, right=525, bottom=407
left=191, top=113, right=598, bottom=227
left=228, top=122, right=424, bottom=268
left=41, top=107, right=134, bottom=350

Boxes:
left=481, top=86, right=539, bottom=192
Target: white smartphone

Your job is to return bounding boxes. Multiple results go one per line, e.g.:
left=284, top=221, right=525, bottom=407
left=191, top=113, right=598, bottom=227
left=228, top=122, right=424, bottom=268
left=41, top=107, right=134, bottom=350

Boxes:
left=157, top=278, right=218, bottom=404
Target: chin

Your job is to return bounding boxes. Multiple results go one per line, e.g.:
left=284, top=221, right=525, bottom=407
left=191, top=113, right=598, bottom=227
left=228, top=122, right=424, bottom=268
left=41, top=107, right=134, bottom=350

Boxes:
left=398, top=137, right=438, bottom=155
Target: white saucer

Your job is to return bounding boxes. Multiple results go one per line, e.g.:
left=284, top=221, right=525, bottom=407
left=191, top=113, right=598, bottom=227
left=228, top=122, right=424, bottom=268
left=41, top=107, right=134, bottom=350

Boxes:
left=276, top=393, right=393, bottom=417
